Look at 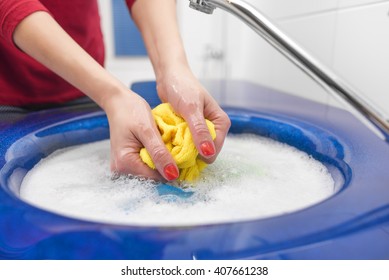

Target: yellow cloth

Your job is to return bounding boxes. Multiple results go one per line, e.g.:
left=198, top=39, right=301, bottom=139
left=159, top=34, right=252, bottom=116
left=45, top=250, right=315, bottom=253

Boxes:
left=140, top=103, right=216, bottom=182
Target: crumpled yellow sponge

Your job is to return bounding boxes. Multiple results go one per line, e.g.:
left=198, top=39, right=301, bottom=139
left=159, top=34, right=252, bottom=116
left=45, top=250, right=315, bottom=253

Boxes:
left=140, top=103, right=216, bottom=182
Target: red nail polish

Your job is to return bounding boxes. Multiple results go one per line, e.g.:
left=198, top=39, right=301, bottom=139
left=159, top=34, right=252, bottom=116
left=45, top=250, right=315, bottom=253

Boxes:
left=200, top=141, right=215, bottom=157
left=164, top=164, right=179, bottom=181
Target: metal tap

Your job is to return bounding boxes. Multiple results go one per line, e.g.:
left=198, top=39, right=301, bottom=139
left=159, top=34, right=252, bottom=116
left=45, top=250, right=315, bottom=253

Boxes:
left=189, top=0, right=216, bottom=14
left=189, top=0, right=389, bottom=141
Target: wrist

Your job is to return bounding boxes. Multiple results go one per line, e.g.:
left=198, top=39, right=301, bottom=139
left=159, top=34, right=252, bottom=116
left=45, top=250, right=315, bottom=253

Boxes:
left=98, top=84, right=136, bottom=114
left=153, top=43, right=192, bottom=78
left=155, top=59, right=193, bottom=85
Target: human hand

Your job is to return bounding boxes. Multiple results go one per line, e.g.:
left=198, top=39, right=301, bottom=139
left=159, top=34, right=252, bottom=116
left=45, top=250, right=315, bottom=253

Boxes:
left=103, top=89, right=179, bottom=181
left=156, top=66, right=231, bottom=164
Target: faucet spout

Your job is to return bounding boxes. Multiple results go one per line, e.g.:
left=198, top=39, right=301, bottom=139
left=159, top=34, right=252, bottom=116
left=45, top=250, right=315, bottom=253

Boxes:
left=189, top=0, right=216, bottom=14
left=189, top=0, right=389, bottom=141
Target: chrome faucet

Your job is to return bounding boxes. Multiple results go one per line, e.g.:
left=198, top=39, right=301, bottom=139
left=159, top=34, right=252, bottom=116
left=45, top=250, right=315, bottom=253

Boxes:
left=189, top=0, right=216, bottom=14
left=189, top=0, right=389, bottom=141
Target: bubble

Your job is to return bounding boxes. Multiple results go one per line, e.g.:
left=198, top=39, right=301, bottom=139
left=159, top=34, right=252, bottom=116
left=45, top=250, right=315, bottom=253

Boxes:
left=20, top=134, right=335, bottom=226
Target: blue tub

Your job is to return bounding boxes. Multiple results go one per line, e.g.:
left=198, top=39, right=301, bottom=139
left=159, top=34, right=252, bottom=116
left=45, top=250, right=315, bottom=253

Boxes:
left=0, top=81, right=388, bottom=259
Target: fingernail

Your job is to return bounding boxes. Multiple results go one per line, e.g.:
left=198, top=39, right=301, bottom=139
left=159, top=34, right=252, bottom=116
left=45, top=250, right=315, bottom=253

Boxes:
left=200, top=141, right=215, bottom=157
left=164, top=163, right=179, bottom=181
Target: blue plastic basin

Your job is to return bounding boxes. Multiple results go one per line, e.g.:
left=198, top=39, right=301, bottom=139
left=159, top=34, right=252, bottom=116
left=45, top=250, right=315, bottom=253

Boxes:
left=0, top=80, right=388, bottom=259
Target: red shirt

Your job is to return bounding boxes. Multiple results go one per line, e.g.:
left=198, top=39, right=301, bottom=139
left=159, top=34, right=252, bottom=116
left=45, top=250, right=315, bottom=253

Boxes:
left=0, top=0, right=136, bottom=106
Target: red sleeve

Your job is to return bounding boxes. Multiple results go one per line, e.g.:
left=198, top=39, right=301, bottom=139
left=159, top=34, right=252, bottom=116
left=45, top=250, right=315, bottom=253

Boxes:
left=0, top=0, right=49, bottom=44
left=125, top=0, right=136, bottom=12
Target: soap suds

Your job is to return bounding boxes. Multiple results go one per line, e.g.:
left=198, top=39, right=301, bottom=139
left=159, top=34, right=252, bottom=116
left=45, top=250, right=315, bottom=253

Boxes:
left=20, top=134, right=335, bottom=226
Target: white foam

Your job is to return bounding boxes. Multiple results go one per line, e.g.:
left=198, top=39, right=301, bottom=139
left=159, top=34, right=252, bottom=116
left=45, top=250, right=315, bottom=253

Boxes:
left=20, top=134, right=335, bottom=226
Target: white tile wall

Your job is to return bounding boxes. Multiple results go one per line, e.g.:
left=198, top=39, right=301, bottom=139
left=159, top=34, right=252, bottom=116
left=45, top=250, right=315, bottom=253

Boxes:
left=98, top=0, right=389, bottom=116
left=333, top=2, right=389, bottom=114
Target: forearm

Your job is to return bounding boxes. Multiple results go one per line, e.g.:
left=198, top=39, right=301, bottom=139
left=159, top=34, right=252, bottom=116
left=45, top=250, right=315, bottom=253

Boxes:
left=131, top=0, right=190, bottom=80
left=13, top=11, right=127, bottom=109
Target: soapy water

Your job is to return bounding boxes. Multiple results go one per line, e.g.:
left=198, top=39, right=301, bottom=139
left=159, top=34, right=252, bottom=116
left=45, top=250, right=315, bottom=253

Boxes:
left=20, top=134, right=335, bottom=226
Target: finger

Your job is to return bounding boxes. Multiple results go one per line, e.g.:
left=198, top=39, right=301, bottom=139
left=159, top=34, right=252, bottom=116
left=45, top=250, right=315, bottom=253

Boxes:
left=207, top=104, right=231, bottom=154
left=198, top=102, right=231, bottom=164
left=211, top=111, right=231, bottom=160
left=181, top=107, right=217, bottom=162
left=137, top=125, right=179, bottom=181
left=111, top=148, right=164, bottom=181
